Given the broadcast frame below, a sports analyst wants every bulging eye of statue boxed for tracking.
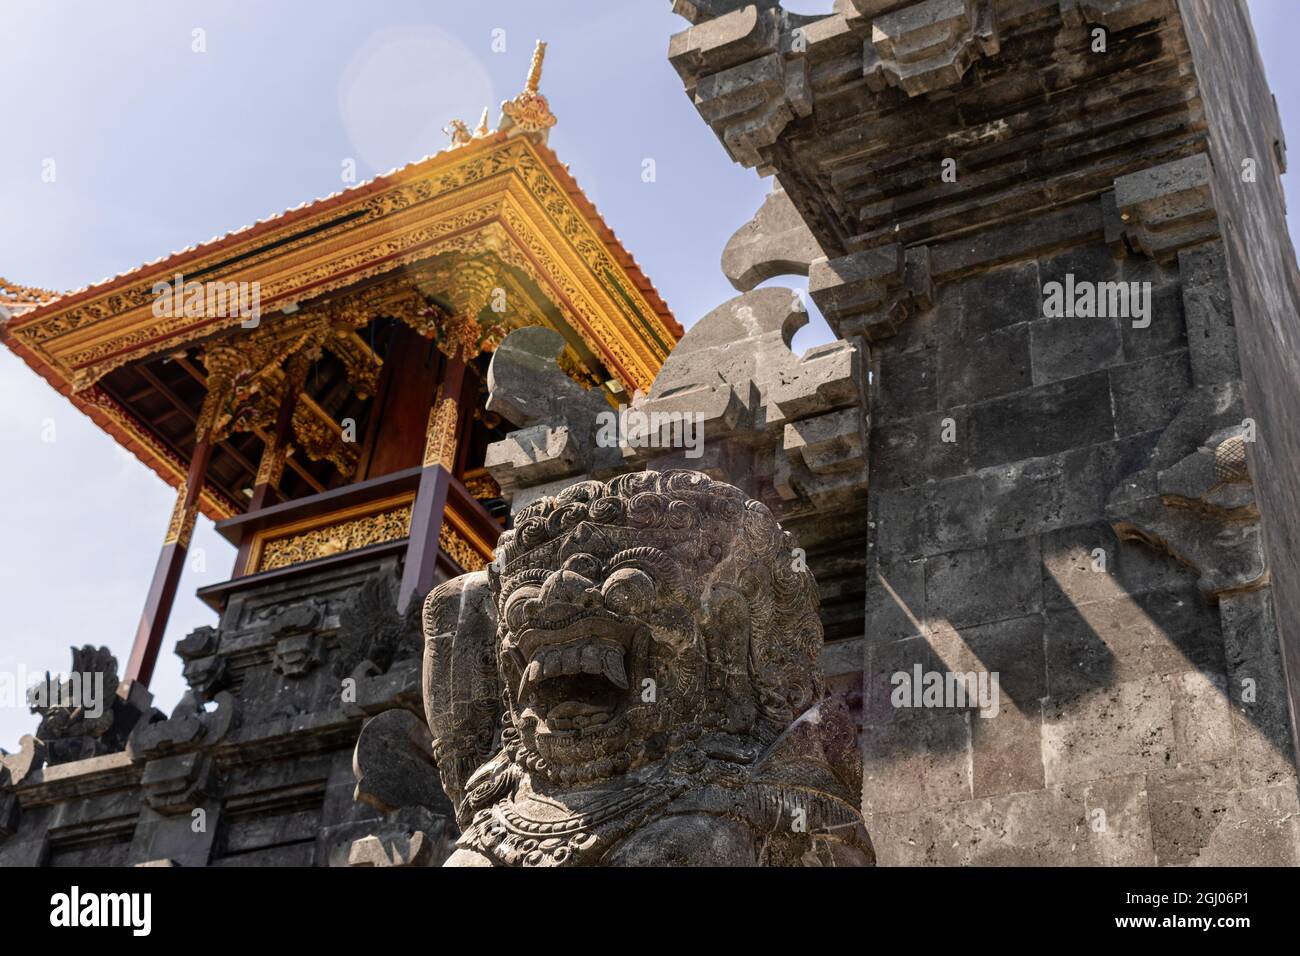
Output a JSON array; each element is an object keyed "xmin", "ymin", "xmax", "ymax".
[
  {"xmin": 601, "ymin": 567, "xmax": 655, "ymax": 617},
  {"xmin": 504, "ymin": 586, "xmax": 540, "ymax": 633}
]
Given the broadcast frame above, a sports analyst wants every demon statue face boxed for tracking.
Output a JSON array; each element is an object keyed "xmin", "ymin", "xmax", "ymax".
[{"xmin": 422, "ymin": 470, "xmax": 872, "ymax": 866}]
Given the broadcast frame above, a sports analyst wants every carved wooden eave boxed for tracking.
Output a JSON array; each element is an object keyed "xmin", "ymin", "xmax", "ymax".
[{"xmin": 0, "ymin": 134, "xmax": 680, "ymax": 520}]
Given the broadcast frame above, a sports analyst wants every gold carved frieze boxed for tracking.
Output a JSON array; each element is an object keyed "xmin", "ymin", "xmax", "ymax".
[
  {"xmin": 44, "ymin": 193, "xmax": 507, "ymax": 389},
  {"xmin": 440, "ymin": 523, "xmax": 487, "ymax": 573},
  {"xmin": 499, "ymin": 200, "xmax": 659, "ymax": 391},
  {"xmin": 162, "ymin": 481, "xmax": 199, "ymax": 550},
  {"xmin": 248, "ymin": 495, "xmax": 415, "ymax": 574},
  {"xmin": 462, "ymin": 470, "xmax": 501, "ymax": 501},
  {"xmin": 440, "ymin": 501, "xmax": 496, "ymax": 573},
  {"xmin": 244, "ymin": 492, "xmax": 494, "ymax": 575},
  {"xmin": 423, "ymin": 387, "xmax": 460, "ymax": 469}
]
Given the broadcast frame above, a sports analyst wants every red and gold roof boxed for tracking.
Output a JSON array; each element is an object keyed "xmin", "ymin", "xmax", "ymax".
[{"xmin": 1, "ymin": 75, "xmax": 679, "ymax": 520}]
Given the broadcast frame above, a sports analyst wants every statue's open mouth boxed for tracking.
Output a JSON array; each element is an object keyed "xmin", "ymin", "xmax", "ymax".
[{"xmin": 513, "ymin": 613, "xmax": 637, "ymax": 735}]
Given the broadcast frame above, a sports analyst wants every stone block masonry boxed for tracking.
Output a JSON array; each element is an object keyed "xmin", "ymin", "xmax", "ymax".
[
  {"xmin": 863, "ymin": 225, "xmax": 1298, "ymax": 865},
  {"xmin": 671, "ymin": 0, "xmax": 1300, "ymax": 865}
]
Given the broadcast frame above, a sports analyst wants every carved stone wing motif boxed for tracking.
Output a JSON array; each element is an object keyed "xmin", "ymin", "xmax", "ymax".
[{"xmin": 421, "ymin": 570, "xmax": 502, "ymax": 828}]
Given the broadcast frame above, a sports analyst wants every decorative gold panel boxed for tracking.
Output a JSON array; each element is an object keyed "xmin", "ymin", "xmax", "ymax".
[
  {"xmin": 423, "ymin": 387, "xmax": 460, "ymax": 469},
  {"xmin": 440, "ymin": 497, "xmax": 496, "ymax": 573},
  {"xmin": 440, "ymin": 523, "xmax": 487, "ymax": 573},
  {"xmin": 243, "ymin": 491, "xmax": 497, "ymax": 576},
  {"xmin": 246, "ymin": 495, "xmax": 414, "ymax": 575}
]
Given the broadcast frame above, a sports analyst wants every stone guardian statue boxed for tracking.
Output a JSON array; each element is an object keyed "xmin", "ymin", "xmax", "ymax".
[{"xmin": 422, "ymin": 469, "xmax": 873, "ymax": 866}]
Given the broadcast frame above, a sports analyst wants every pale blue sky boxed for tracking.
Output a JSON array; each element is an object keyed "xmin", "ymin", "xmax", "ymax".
[{"xmin": 2, "ymin": 1, "xmax": 1297, "ymax": 751}]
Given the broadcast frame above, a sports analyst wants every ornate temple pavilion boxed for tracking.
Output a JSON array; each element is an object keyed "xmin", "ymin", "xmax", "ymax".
[{"xmin": 0, "ymin": 43, "xmax": 680, "ymax": 689}]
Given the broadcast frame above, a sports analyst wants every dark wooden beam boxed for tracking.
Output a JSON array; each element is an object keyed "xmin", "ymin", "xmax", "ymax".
[
  {"xmin": 125, "ymin": 435, "xmax": 214, "ymax": 687},
  {"xmin": 151, "ymin": 406, "xmax": 188, "ymax": 428},
  {"xmin": 173, "ymin": 355, "xmax": 325, "ymax": 494},
  {"xmin": 123, "ymin": 384, "xmax": 158, "ymax": 403},
  {"xmin": 212, "ymin": 465, "xmax": 422, "ymax": 548},
  {"xmin": 136, "ymin": 364, "xmax": 263, "ymax": 478},
  {"xmin": 355, "ymin": 345, "xmax": 396, "ymax": 481}
]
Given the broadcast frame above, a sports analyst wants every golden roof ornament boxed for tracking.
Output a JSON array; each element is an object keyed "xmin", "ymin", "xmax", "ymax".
[
  {"xmin": 500, "ymin": 40, "xmax": 557, "ymax": 138},
  {"xmin": 473, "ymin": 107, "xmax": 491, "ymax": 138},
  {"xmin": 0, "ymin": 277, "xmax": 58, "ymax": 316},
  {"xmin": 444, "ymin": 118, "xmax": 473, "ymax": 149}
]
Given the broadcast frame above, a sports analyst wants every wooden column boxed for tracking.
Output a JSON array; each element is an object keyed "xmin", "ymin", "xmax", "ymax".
[
  {"xmin": 248, "ymin": 418, "xmax": 291, "ymax": 511},
  {"xmin": 235, "ymin": 355, "xmax": 310, "ymax": 574},
  {"xmin": 126, "ymin": 434, "xmax": 214, "ymax": 685},
  {"xmin": 397, "ymin": 351, "xmax": 467, "ymax": 613}
]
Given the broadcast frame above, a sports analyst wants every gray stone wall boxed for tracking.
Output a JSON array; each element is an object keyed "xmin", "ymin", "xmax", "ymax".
[
  {"xmin": 861, "ymin": 224, "xmax": 1298, "ymax": 864},
  {"xmin": 668, "ymin": 0, "xmax": 1300, "ymax": 865},
  {"xmin": 1177, "ymin": 0, "xmax": 1300, "ymax": 768}
]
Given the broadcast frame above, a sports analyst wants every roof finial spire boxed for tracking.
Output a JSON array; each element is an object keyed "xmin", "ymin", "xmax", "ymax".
[
  {"xmin": 443, "ymin": 118, "xmax": 472, "ymax": 149},
  {"xmin": 474, "ymin": 107, "xmax": 491, "ymax": 138},
  {"xmin": 500, "ymin": 39, "xmax": 557, "ymax": 139},
  {"xmin": 524, "ymin": 40, "xmax": 546, "ymax": 95}
]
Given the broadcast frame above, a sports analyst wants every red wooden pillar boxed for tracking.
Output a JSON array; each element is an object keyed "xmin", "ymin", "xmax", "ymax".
[
  {"xmin": 397, "ymin": 351, "xmax": 467, "ymax": 613},
  {"xmin": 125, "ymin": 436, "xmax": 214, "ymax": 685}
]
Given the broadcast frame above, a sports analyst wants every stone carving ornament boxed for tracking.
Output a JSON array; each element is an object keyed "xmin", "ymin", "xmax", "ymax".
[
  {"xmin": 422, "ymin": 469, "xmax": 872, "ymax": 866},
  {"xmin": 28, "ymin": 646, "xmax": 153, "ymax": 766}
]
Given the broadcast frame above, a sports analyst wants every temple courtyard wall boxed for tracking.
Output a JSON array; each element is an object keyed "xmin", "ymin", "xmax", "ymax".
[{"xmin": 861, "ymin": 225, "xmax": 1298, "ymax": 865}]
